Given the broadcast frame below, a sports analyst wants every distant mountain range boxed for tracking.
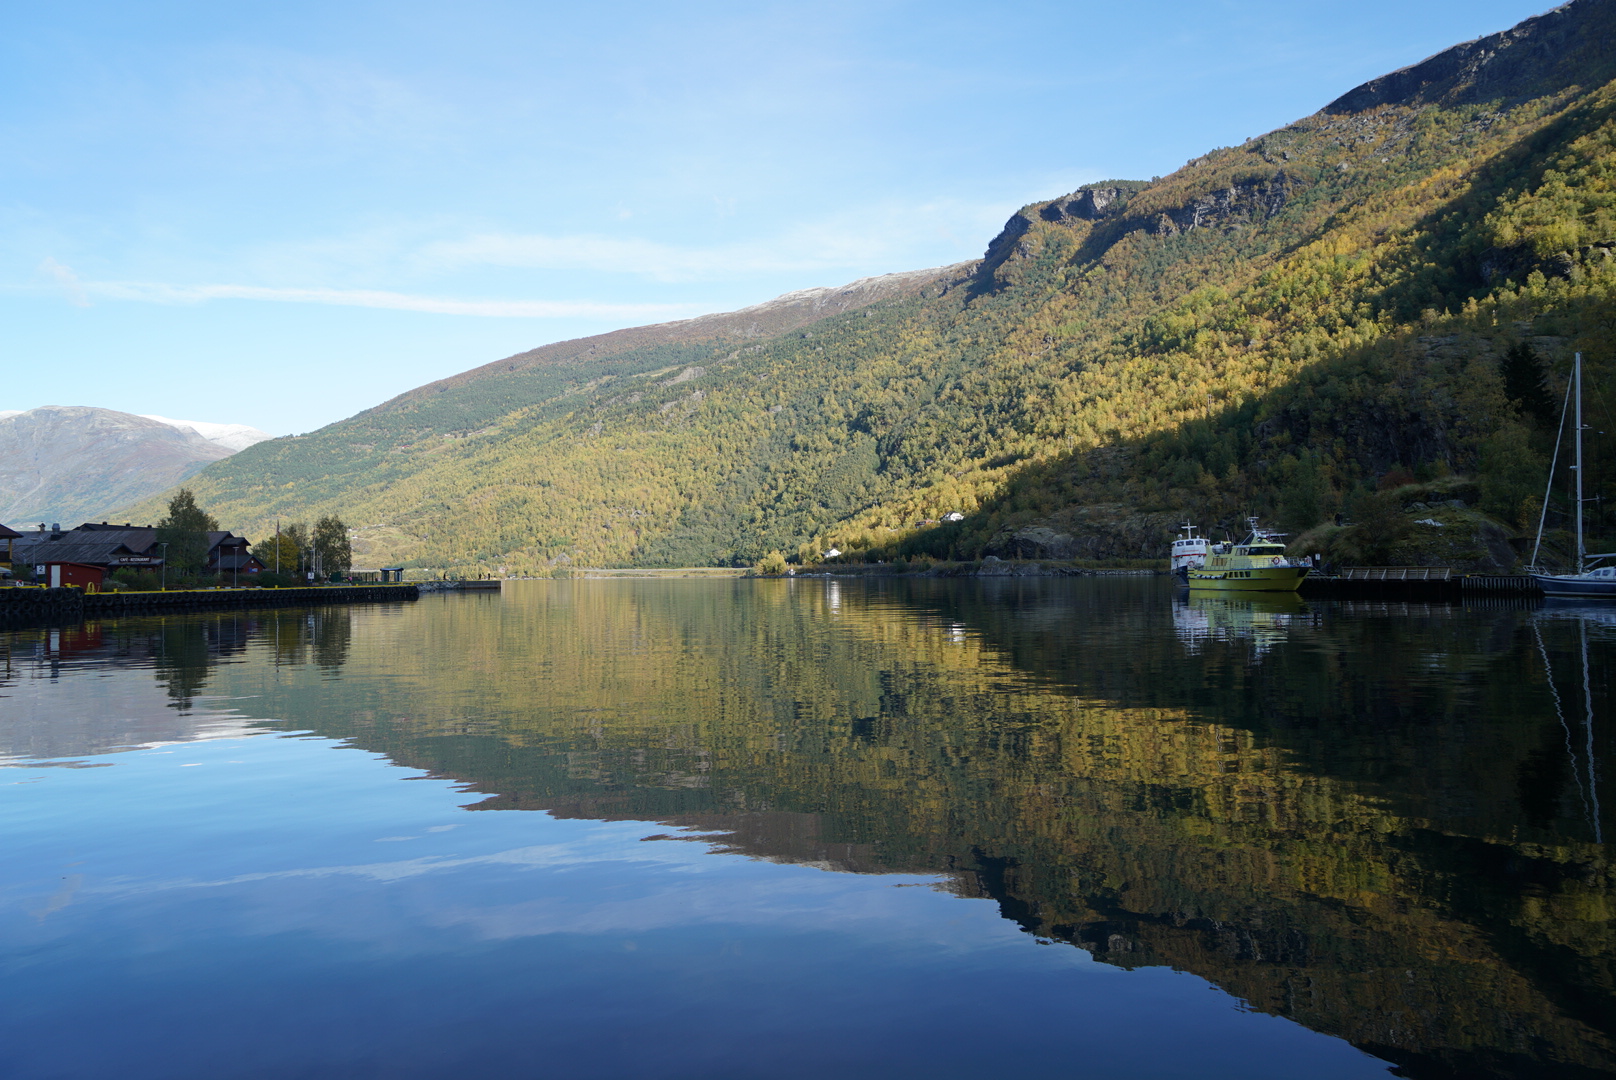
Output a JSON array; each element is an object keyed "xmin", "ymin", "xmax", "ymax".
[
  {"xmin": 119, "ymin": 0, "xmax": 1616, "ymax": 570},
  {"xmin": 0, "ymin": 407, "xmax": 271, "ymax": 527}
]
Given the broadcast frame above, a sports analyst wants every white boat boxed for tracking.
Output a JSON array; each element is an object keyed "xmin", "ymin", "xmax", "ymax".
[
  {"xmin": 1527, "ymin": 352, "xmax": 1616, "ymax": 599},
  {"xmin": 1170, "ymin": 523, "xmax": 1210, "ymax": 581}
]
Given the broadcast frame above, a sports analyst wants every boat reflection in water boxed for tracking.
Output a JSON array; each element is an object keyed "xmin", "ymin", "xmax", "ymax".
[
  {"xmin": 1532, "ymin": 602, "xmax": 1613, "ymax": 846},
  {"xmin": 1, "ymin": 581, "xmax": 1612, "ymax": 1080},
  {"xmin": 1172, "ymin": 590, "xmax": 1312, "ymax": 656}
]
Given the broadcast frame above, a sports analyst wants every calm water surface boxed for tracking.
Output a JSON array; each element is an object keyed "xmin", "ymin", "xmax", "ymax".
[{"xmin": 1, "ymin": 579, "xmax": 1612, "ymax": 1079}]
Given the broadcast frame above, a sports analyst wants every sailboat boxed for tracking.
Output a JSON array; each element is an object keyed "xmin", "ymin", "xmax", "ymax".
[{"xmin": 1528, "ymin": 352, "xmax": 1616, "ymax": 599}]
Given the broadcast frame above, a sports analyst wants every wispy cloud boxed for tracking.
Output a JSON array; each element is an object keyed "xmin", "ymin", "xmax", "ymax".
[
  {"xmin": 25, "ymin": 194, "xmax": 1021, "ymax": 323},
  {"xmin": 38, "ymin": 258, "xmax": 90, "ymax": 307},
  {"xmin": 41, "ymin": 271, "xmax": 704, "ymax": 320},
  {"xmin": 414, "ymin": 198, "xmax": 1018, "ymax": 283},
  {"xmin": 46, "ymin": 832, "xmax": 951, "ymax": 943}
]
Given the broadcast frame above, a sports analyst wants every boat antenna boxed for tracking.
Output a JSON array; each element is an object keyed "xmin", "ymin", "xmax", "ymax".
[{"xmin": 1531, "ymin": 355, "xmax": 1578, "ymax": 571}]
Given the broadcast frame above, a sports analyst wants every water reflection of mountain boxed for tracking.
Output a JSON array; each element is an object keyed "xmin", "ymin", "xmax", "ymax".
[{"xmin": 17, "ymin": 583, "xmax": 1614, "ymax": 1079}]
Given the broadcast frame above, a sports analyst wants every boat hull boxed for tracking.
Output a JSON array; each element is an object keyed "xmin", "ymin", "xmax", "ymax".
[
  {"xmin": 1531, "ymin": 573, "xmax": 1616, "ymax": 599},
  {"xmin": 1187, "ymin": 567, "xmax": 1309, "ymax": 592}
]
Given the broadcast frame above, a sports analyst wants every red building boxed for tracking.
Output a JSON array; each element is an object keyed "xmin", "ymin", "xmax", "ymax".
[{"xmin": 45, "ymin": 561, "xmax": 106, "ymax": 591}]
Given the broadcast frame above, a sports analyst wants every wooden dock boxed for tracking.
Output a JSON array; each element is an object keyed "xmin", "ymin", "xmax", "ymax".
[{"xmin": 1301, "ymin": 569, "xmax": 1541, "ymax": 600}]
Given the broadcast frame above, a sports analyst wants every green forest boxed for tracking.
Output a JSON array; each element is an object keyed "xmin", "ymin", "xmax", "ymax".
[{"xmin": 122, "ymin": 2, "xmax": 1616, "ymax": 573}]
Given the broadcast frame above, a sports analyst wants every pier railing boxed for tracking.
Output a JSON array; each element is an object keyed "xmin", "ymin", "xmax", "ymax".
[{"xmin": 1339, "ymin": 567, "xmax": 1454, "ymax": 582}]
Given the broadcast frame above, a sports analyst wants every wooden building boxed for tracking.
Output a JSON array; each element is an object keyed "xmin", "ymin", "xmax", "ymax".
[{"xmin": 45, "ymin": 561, "xmax": 106, "ymax": 590}]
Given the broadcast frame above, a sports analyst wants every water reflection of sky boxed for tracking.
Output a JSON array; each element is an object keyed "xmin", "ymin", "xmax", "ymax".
[{"xmin": 0, "ymin": 725, "xmax": 1387, "ymax": 1080}]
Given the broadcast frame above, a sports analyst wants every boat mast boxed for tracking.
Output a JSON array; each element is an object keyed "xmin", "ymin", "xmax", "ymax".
[
  {"xmin": 1575, "ymin": 352, "xmax": 1585, "ymax": 575},
  {"xmin": 1531, "ymin": 362, "xmax": 1577, "ymax": 570}
]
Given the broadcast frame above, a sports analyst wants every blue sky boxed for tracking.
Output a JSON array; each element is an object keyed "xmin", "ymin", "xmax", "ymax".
[{"xmin": 3, "ymin": 0, "xmax": 1553, "ymax": 435}]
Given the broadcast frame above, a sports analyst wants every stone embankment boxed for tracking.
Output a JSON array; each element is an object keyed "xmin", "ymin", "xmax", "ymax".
[
  {"xmin": 416, "ymin": 579, "xmax": 502, "ymax": 592},
  {"xmin": 0, "ymin": 583, "xmax": 419, "ymax": 626},
  {"xmin": 0, "ymin": 587, "xmax": 86, "ymax": 622}
]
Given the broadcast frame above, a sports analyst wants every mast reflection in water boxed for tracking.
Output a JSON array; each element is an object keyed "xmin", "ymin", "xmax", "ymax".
[{"xmin": 0, "ymin": 580, "xmax": 1609, "ymax": 1079}]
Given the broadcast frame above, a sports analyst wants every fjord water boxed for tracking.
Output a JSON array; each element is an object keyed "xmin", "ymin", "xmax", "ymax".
[{"xmin": 1, "ymin": 582, "xmax": 1611, "ymax": 1079}]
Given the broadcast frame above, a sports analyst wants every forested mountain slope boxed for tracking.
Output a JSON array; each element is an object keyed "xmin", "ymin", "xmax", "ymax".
[{"xmin": 129, "ymin": 0, "xmax": 1616, "ymax": 572}]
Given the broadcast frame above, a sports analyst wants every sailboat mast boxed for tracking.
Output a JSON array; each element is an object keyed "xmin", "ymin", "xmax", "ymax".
[{"xmin": 1575, "ymin": 352, "xmax": 1585, "ymax": 575}]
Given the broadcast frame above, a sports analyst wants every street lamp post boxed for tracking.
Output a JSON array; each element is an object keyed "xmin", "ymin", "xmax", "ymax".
[{"xmin": 158, "ymin": 542, "xmax": 169, "ymax": 590}]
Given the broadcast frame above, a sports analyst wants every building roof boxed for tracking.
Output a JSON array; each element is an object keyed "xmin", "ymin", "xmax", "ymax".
[
  {"xmin": 12, "ymin": 538, "xmax": 144, "ymax": 564},
  {"xmin": 12, "ymin": 523, "xmax": 251, "ymax": 569},
  {"xmin": 0, "ymin": 524, "xmax": 21, "ymax": 540},
  {"xmin": 17, "ymin": 543, "xmax": 137, "ymax": 567}
]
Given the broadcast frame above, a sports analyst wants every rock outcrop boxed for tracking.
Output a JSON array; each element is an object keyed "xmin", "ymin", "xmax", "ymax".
[
  {"xmin": 1039, "ymin": 186, "xmax": 1130, "ymax": 224},
  {"xmin": 1147, "ymin": 173, "xmax": 1294, "ymax": 235},
  {"xmin": 981, "ymin": 184, "xmax": 1141, "ymax": 276},
  {"xmin": 981, "ymin": 170, "xmax": 1294, "ymax": 282}
]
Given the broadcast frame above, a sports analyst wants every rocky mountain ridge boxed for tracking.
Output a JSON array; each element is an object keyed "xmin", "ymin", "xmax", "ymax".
[
  {"xmin": 1324, "ymin": 0, "xmax": 1615, "ymax": 113},
  {"xmin": 373, "ymin": 263, "xmax": 968, "ymax": 416}
]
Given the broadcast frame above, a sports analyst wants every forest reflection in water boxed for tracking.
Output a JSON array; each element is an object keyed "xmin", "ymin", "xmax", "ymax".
[{"xmin": 1, "ymin": 579, "xmax": 1612, "ymax": 1080}]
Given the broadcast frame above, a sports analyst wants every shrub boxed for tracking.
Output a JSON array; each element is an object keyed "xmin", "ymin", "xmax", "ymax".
[
  {"xmin": 110, "ymin": 569, "xmax": 161, "ymax": 592},
  {"xmin": 753, "ymin": 551, "xmax": 789, "ymax": 576}
]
